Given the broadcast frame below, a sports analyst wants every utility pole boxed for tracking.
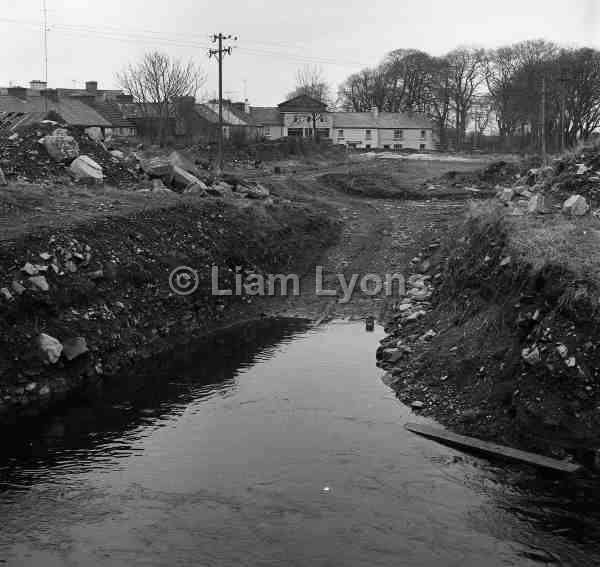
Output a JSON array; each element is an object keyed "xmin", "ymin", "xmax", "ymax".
[
  {"xmin": 209, "ymin": 33, "xmax": 237, "ymax": 174},
  {"xmin": 42, "ymin": 0, "xmax": 49, "ymax": 112},
  {"xmin": 541, "ymin": 76, "xmax": 546, "ymax": 164}
]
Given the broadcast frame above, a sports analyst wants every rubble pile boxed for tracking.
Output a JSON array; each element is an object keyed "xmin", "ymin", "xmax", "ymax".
[
  {"xmin": 489, "ymin": 145, "xmax": 600, "ymax": 217},
  {"xmin": 0, "ymin": 122, "xmax": 138, "ymax": 186},
  {"xmin": 137, "ymin": 150, "xmax": 271, "ymax": 201}
]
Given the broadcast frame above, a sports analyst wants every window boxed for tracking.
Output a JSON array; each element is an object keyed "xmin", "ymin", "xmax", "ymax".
[
  {"xmin": 394, "ymin": 144, "xmax": 402, "ymax": 150},
  {"xmin": 420, "ymin": 130, "xmax": 426, "ymax": 139},
  {"xmin": 304, "ymin": 128, "xmax": 313, "ymax": 137},
  {"xmin": 393, "ymin": 129, "xmax": 403, "ymax": 140},
  {"xmin": 419, "ymin": 143, "xmax": 426, "ymax": 150},
  {"xmin": 365, "ymin": 144, "xmax": 371, "ymax": 150},
  {"xmin": 365, "ymin": 129, "xmax": 372, "ymax": 140},
  {"xmin": 287, "ymin": 128, "xmax": 303, "ymax": 137},
  {"xmin": 383, "ymin": 145, "xmax": 390, "ymax": 149},
  {"xmin": 264, "ymin": 126, "xmax": 271, "ymax": 137},
  {"xmin": 338, "ymin": 129, "xmax": 344, "ymax": 139}
]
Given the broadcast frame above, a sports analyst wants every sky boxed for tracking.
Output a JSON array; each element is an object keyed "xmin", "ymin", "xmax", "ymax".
[{"xmin": 1, "ymin": 0, "xmax": 598, "ymax": 106}]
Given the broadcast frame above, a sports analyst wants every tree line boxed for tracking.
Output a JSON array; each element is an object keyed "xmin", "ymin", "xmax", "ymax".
[{"xmin": 333, "ymin": 40, "xmax": 600, "ymax": 151}]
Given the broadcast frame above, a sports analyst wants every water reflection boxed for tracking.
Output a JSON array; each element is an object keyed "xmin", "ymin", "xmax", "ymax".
[{"xmin": 0, "ymin": 318, "xmax": 311, "ymax": 491}]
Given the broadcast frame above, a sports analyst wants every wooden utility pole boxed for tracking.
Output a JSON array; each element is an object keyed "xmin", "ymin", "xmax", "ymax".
[
  {"xmin": 541, "ymin": 76, "xmax": 547, "ymax": 164},
  {"xmin": 209, "ymin": 33, "xmax": 237, "ymax": 174}
]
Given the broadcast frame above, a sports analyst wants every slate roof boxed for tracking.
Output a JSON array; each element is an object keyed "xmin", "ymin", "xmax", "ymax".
[
  {"xmin": 81, "ymin": 99, "xmax": 134, "ymax": 128},
  {"xmin": 0, "ymin": 94, "xmax": 111, "ymax": 127},
  {"xmin": 333, "ymin": 111, "xmax": 433, "ymax": 130},
  {"xmin": 194, "ymin": 104, "xmax": 222, "ymax": 124},
  {"xmin": 278, "ymin": 95, "xmax": 327, "ymax": 112},
  {"xmin": 249, "ymin": 107, "xmax": 282, "ymax": 126}
]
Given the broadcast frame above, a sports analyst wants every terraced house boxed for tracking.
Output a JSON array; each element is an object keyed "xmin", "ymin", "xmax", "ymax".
[{"xmin": 249, "ymin": 94, "xmax": 437, "ymax": 150}]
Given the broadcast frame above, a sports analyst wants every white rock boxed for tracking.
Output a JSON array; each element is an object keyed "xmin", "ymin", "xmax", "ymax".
[
  {"xmin": 41, "ymin": 130, "xmax": 80, "ymax": 162},
  {"xmin": 411, "ymin": 400, "xmax": 425, "ymax": 409},
  {"xmin": 70, "ymin": 155, "xmax": 104, "ymax": 181},
  {"xmin": 62, "ymin": 337, "xmax": 89, "ymax": 361},
  {"xmin": 498, "ymin": 188, "xmax": 515, "ymax": 203},
  {"xmin": 562, "ymin": 194, "xmax": 589, "ymax": 216},
  {"xmin": 0, "ymin": 287, "xmax": 13, "ymax": 301},
  {"xmin": 521, "ymin": 345, "xmax": 541, "ymax": 365},
  {"xmin": 28, "ymin": 275, "xmax": 49, "ymax": 291},
  {"xmin": 38, "ymin": 333, "xmax": 62, "ymax": 364},
  {"xmin": 22, "ymin": 262, "xmax": 38, "ymax": 276}
]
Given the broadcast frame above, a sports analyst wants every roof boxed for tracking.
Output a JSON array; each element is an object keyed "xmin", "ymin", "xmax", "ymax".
[
  {"xmin": 81, "ymin": 99, "xmax": 134, "ymax": 128},
  {"xmin": 333, "ymin": 111, "xmax": 433, "ymax": 130},
  {"xmin": 194, "ymin": 104, "xmax": 220, "ymax": 124},
  {"xmin": 227, "ymin": 105, "xmax": 260, "ymax": 127},
  {"xmin": 278, "ymin": 95, "xmax": 327, "ymax": 112},
  {"xmin": 249, "ymin": 107, "xmax": 282, "ymax": 126},
  {"xmin": 204, "ymin": 102, "xmax": 253, "ymax": 126},
  {"xmin": 0, "ymin": 94, "xmax": 111, "ymax": 127}
]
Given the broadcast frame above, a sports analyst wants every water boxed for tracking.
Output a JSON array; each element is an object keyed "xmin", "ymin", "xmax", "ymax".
[{"xmin": 0, "ymin": 319, "xmax": 599, "ymax": 566}]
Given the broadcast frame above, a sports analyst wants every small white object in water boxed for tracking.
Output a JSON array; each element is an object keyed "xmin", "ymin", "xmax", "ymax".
[{"xmin": 323, "ymin": 486, "xmax": 331, "ymax": 492}]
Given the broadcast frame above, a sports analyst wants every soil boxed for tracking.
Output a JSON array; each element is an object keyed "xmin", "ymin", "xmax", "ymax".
[{"xmin": 0, "ymin": 152, "xmax": 491, "ymax": 422}]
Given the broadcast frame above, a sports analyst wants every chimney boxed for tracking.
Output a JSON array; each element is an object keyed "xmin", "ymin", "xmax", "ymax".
[
  {"xmin": 7, "ymin": 86, "xmax": 27, "ymax": 100},
  {"xmin": 244, "ymin": 98, "xmax": 250, "ymax": 114},
  {"xmin": 41, "ymin": 89, "xmax": 59, "ymax": 103},
  {"xmin": 85, "ymin": 81, "xmax": 98, "ymax": 94},
  {"xmin": 371, "ymin": 106, "xmax": 379, "ymax": 118},
  {"xmin": 30, "ymin": 80, "xmax": 47, "ymax": 91}
]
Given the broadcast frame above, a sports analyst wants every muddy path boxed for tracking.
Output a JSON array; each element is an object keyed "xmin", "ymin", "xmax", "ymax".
[{"xmin": 264, "ymin": 169, "xmax": 466, "ymax": 323}]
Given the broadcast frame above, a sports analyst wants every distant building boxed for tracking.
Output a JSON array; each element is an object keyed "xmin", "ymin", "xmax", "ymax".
[
  {"xmin": 249, "ymin": 94, "xmax": 437, "ymax": 150},
  {"xmin": 0, "ymin": 80, "xmax": 136, "ymax": 137}
]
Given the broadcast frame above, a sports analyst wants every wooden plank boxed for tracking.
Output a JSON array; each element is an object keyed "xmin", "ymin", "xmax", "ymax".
[{"xmin": 404, "ymin": 422, "xmax": 582, "ymax": 473}]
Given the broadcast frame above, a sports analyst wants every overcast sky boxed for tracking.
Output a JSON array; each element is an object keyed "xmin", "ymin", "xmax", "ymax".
[{"xmin": 1, "ymin": 0, "xmax": 598, "ymax": 106}]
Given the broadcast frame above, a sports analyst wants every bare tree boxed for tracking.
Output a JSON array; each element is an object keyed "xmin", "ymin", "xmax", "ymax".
[
  {"xmin": 117, "ymin": 51, "xmax": 205, "ymax": 145},
  {"xmin": 287, "ymin": 65, "xmax": 333, "ymax": 106}
]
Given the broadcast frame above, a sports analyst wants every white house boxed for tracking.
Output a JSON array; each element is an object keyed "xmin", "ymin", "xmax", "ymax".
[{"xmin": 249, "ymin": 95, "xmax": 436, "ymax": 150}]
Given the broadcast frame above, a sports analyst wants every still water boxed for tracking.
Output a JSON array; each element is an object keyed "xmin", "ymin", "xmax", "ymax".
[{"xmin": 0, "ymin": 319, "xmax": 599, "ymax": 566}]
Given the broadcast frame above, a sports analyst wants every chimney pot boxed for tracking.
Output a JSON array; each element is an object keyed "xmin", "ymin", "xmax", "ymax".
[
  {"xmin": 85, "ymin": 81, "xmax": 98, "ymax": 94},
  {"xmin": 7, "ymin": 86, "xmax": 27, "ymax": 100}
]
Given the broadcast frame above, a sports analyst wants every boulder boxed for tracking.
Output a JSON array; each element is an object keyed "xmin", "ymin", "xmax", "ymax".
[
  {"xmin": 62, "ymin": 337, "xmax": 89, "ymax": 361},
  {"xmin": 38, "ymin": 333, "xmax": 62, "ymax": 364},
  {"xmin": 11, "ymin": 281, "xmax": 25, "ymax": 295},
  {"xmin": 40, "ymin": 129, "xmax": 80, "ymax": 162},
  {"xmin": 0, "ymin": 287, "xmax": 13, "ymax": 301},
  {"xmin": 140, "ymin": 156, "xmax": 173, "ymax": 180},
  {"xmin": 168, "ymin": 151, "xmax": 201, "ymax": 177},
  {"xmin": 411, "ymin": 400, "xmax": 425, "ymax": 410},
  {"xmin": 562, "ymin": 194, "xmax": 589, "ymax": 216},
  {"xmin": 498, "ymin": 188, "xmax": 515, "ymax": 203},
  {"xmin": 110, "ymin": 150, "xmax": 125, "ymax": 160},
  {"xmin": 527, "ymin": 194, "xmax": 551, "ymax": 214},
  {"xmin": 172, "ymin": 165, "xmax": 203, "ymax": 190},
  {"xmin": 28, "ymin": 275, "xmax": 49, "ymax": 291},
  {"xmin": 85, "ymin": 126, "xmax": 103, "ymax": 141},
  {"xmin": 70, "ymin": 155, "xmax": 104, "ymax": 181},
  {"xmin": 238, "ymin": 181, "xmax": 270, "ymax": 199},
  {"xmin": 521, "ymin": 345, "xmax": 541, "ymax": 365}
]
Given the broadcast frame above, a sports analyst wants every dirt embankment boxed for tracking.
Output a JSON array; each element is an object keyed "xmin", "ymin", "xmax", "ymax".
[
  {"xmin": 0, "ymin": 196, "xmax": 339, "ymax": 422},
  {"xmin": 379, "ymin": 196, "xmax": 600, "ymax": 469}
]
